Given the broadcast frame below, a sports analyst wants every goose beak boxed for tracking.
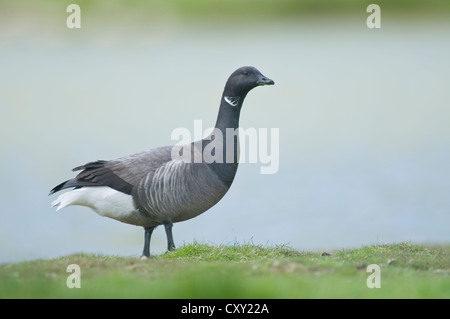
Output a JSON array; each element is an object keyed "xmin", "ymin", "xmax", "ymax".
[{"xmin": 257, "ymin": 75, "xmax": 275, "ymax": 86}]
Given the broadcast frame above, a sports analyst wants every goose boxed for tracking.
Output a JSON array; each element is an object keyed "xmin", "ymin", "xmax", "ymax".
[{"xmin": 49, "ymin": 66, "xmax": 274, "ymax": 258}]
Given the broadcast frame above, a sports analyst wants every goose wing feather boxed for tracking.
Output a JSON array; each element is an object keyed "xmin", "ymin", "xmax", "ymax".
[{"xmin": 49, "ymin": 146, "xmax": 173, "ymax": 195}]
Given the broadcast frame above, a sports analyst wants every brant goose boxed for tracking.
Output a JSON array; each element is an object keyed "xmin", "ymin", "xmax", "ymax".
[{"xmin": 50, "ymin": 66, "xmax": 274, "ymax": 257}]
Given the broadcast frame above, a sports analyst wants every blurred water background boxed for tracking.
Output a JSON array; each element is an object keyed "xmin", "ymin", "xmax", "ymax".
[{"xmin": 1, "ymin": 0, "xmax": 449, "ymax": 263}]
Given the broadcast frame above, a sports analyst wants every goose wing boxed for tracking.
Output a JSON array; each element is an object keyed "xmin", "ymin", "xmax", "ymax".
[{"xmin": 49, "ymin": 146, "xmax": 173, "ymax": 195}]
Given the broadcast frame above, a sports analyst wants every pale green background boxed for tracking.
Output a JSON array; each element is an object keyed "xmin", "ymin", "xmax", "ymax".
[{"xmin": 1, "ymin": 1, "xmax": 449, "ymax": 263}]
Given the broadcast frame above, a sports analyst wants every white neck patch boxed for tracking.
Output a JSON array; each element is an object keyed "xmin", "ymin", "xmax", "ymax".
[{"xmin": 224, "ymin": 96, "xmax": 240, "ymax": 107}]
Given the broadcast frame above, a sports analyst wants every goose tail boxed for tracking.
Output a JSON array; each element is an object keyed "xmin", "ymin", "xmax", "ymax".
[{"xmin": 51, "ymin": 191, "xmax": 76, "ymax": 211}]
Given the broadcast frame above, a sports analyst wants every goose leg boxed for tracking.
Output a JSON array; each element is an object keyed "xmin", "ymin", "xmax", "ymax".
[
  {"xmin": 142, "ymin": 226, "xmax": 156, "ymax": 258},
  {"xmin": 163, "ymin": 221, "xmax": 176, "ymax": 251}
]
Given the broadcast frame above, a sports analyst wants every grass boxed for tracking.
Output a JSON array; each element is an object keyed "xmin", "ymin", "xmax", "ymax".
[
  {"xmin": 3, "ymin": 0, "xmax": 450, "ymax": 27},
  {"xmin": 1, "ymin": 242, "xmax": 449, "ymax": 298}
]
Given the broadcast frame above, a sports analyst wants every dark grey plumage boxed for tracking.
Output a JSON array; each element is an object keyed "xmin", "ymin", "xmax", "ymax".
[{"xmin": 50, "ymin": 66, "xmax": 274, "ymax": 257}]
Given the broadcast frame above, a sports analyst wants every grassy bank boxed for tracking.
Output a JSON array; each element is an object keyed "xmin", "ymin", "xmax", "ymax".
[
  {"xmin": 2, "ymin": 0, "xmax": 449, "ymax": 26},
  {"xmin": 1, "ymin": 242, "xmax": 449, "ymax": 298}
]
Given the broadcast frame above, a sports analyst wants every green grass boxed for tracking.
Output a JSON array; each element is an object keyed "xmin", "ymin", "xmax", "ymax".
[
  {"xmin": 1, "ymin": 242, "xmax": 449, "ymax": 298},
  {"xmin": 3, "ymin": 0, "xmax": 450, "ymax": 26}
]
